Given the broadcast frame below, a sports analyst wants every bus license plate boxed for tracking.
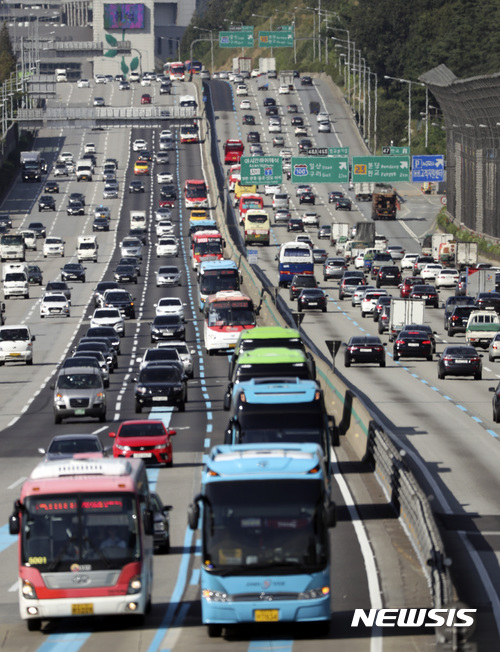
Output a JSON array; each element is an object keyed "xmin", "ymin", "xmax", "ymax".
[
  {"xmin": 74, "ymin": 409, "xmax": 86, "ymax": 415},
  {"xmin": 72, "ymin": 603, "xmax": 94, "ymax": 615},
  {"xmin": 254, "ymin": 609, "xmax": 279, "ymax": 622}
]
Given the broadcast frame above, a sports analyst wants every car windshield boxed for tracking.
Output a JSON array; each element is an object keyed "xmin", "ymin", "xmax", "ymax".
[
  {"xmin": 94, "ymin": 310, "xmax": 120, "ymax": 318},
  {"xmin": 48, "ymin": 438, "xmax": 101, "ymax": 455},
  {"xmin": 139, "ymin": 367, "xmax": 182, "ymax": 382},
  {"xmin": 0, "ymin": 328, "xmax": 29, "ymax": 341},
  {"xmin": 117, "ymin": 423, "xmax": 166, "ymax": 437},
  {"xmin": 56, "ymin": 373, "xmax": 102, "ymax": 389}
]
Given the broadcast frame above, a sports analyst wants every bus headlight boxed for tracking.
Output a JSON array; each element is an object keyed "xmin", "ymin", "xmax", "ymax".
[
  {"xmin": 127, "ymin": 576, "xmax": 142, "ymax": 594},
  {"xmin": 298, "ymin": 586, "xmax": 330, "ymax": 600},
  {"xmin": 22, "ymin": 579, "xmax": 37, "ymax": 600},
  {"xmin": 202, "ymin": 589, "xmax": 231, "ymax": 602}
]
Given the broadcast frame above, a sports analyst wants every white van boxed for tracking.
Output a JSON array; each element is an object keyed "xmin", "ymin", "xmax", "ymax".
[
  {"xmin": 0, "ymin": 324, "xmax": 35, "ymax": 364},
  {"xmin": 130, "ymin": 210, "xmax": 147, "ymax": 230},
  {"xmin": 3, "ymin": 263, "xmax": 29, "ymax": 299}
]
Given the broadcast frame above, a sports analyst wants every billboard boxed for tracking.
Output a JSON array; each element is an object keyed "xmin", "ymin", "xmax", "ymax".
[{"xmin": 104, "ymin": 4, "xmax": 145, "ymax": 29}]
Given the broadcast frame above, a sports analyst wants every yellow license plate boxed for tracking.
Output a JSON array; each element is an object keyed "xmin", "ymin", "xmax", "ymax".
[
  {"xmin": 254, "ymin": 609, "xmax": 279, "ymax": 622},
  {"xmin": 9, "ymin": 352, "xmax": 21, "ymax": 357},
  {"xmin": 72, "ymin": 603, "xmax": 94, "ymax": 615}
]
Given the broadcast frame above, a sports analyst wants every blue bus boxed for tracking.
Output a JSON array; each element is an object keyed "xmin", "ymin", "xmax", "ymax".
[
  {"xmin": 188, "ymin": 219, "xmax": 218, "ymax": 241},
  {"xmin": 188, "ymin": 443, "xmax": 336, "ymax": 637},
  {"xmin": 198, "ymin": 259, "xmax": 240, "ymax": 311},
  {"xmin": 277, "ymin": 241, "xmax": 314, "ymax": 287}
]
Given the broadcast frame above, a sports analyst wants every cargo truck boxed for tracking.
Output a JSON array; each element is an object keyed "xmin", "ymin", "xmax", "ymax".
[
  {"xmin": 20, "ymin": 152, "xmax": 42, "ymax": 183},
  {"xmin": 371, "ymin": 184, "xmax": 397, "ymax": 220},
  {"xmin": 75, "ymin": 159, "xmax": 93, "ymax": 182},
  {"xmin": 466, "ymin": 268, "xmax": 496, "ymax": 296},
  {"xmin": 437, "ymin": 241, "xmax": 456, "ymax": 267},
  {"xmin": 330, "ymin": 222, "xmax": 349, "ymax": 249},
  {"xmin": 258, "ymin": 57, "xmax": 276, "ymax": 74},
  {"xmin": 55, "ymin": 68, "xmax": 67, "ymax": 82},
  {"xmin": 388, "ymin": 298, "xmax": 425, "ymax": 342},
  {"xmin": 354, "ymin": 183, "xmax": 374, "ymax": 202},
  {"xmin": 466, "ymin": 310, "xmax": 500, "ymax": 348},
  {"xmin": 233, "ymin": 57, "xmax": 252, "ymax": 74},
  {"xmin": 456, "ymin": 242, "xmax": 478, "ymax": 269},
  {"xmin": 431, "ymin": 233, "xmax": 453, "ymax": 262}
]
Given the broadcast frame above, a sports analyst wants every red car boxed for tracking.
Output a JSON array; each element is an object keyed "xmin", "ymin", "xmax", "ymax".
[
  {"xmin": 141, "ymin": 93, "xmax": 152, "ymax": 104},
  {"xmin": 399, "ymin": 276, "xmax": 421, "ymax": 298},
  {"xmin": 109, "ymin": 420, "xmax": 176, "ymax": 466}
]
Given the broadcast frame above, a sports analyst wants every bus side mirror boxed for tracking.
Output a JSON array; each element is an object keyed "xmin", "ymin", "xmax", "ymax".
[
  {"xmin": 9, "ymin": 512, "xmax": 20, "ymax": 535},
  {"xmin": 143, "ymin": 508, "xmax": 153, "ymax": 535},
  {"xmin": 326, "ymin": 501, "xmax": 336, "ymax": 528},
  {"xmin": 188, "ymin": 501, "xmax": 200, "ymax": 530}
]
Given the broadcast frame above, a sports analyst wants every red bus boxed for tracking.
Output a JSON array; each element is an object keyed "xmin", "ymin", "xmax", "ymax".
[
  {"xmin": 204, "ymin": 291, "xmax": 256, "ymax": 354},
  {"xmin": 166, "ymin": 61, "xmax": 185, "ymax": 81},
  {"xmin": 9, "ymin": 458, "xmax": 154, "ymax": 631},
  {"xmin": 224, "ymin": 139, "xmax": 244, "ymax": 164},
  {"xmin": 191, "ymin": 231, "xmax": 225, "ymax": 270},
  {"xmin": 184, "ymin": 179, "xmax": 209, "ymax": 209},
  {"xmin": 238, "ymin": 193, "xmax": 264, "ymax": 225},
  {"xmin": 228, "ymin": 164, "xmax": 241, "ymax": 191}
]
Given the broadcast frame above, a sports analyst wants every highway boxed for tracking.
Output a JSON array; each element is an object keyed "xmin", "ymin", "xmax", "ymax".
[{"xmin": 0, "ymin": 69, "xmax": 493, "ymax": 651}]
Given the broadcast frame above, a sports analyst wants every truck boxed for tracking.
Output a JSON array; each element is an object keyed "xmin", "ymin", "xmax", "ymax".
[
  {"xmin": 466, "ymin": 268, "xmax": 496, "ymax": 296},
  {"xmin": 75, "ymin": 159, "xmax": 93, "ymax": 182},
  {"xmin": 330, "ymin": 222, "xmax": 349, "ymax": 249},
  {"xmin": 437, "ymin": 241, "xmax": 456, "ymax": 267},
  {"xmin": 388, "ymin": 298, "xmax": 425, "ymax": 342},
  {"xmin": 258, "ymin": 57, "xmax": 276, "ymax": 74},
  {"xmin": 232, "ymin": 57, "xmax": 252, "ymax": 74},
  {"xmin": 354, "ymin": 183, "xmax": 375, "ymax": 202},
  {"xmin": 20, "ymin": 151, "xmax": 42, "ymax": 183},
  {"xmin": 76, "ymin": 235, "xmax": 98, "ymax": 263},
  {"xmin": 187, "ymin": 443, "xmax": 336, "ymax": 637},
  {"xmin": 55, "ymin": 68, "xmax": 67, "ymax": 82},
  {"xmin": 431, "ymin": 233, "xmax": 453, "ymax": 262},
  {"xmin": 371, "ymin": 183, "xmax": 397, "ymax": 220},
  {"xmin": 3, "ymin": 263, "xmax": 29, "ymax": 299},
  {"xmin": 456, "ymin": 242, "xmax": 479, "ymax": 269},
  {"xmin": 465, "ymin": 310, "xmax": 500, "ymax": 348},
  {"xmin": 355, "ymin": 221, "xmax": 375, "ymax": 247},
  {"xmin": 0, "ymin": 233, "xmax": 26, "ymax": 262},
  {"xmin": 279, "ymin": 70, "xmax": 295, "ymax": 91}
]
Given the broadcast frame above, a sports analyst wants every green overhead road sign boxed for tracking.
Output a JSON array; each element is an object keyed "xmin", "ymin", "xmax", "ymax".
[
  {"xmin": 352, "ymin": 156, "xmax": 410, "ymax": 182},
  {"xmin": 329, "ymin": 147, "xmax": 349, "ymax": 156},
  {"xmin": 382, "ymin": 146, "xmax": 410, "ymax": 156},
  {"xmin": 291, "ymin": 157, "xmax": 349, "ymax": 183},
  {"xmin": 219, "ymin": 26, "xmax": 254, "ymax": 48},
  {"xmin": 240, "ymin": 156, "xmax": 282, "ymax": 184},
  {"xmin": 258, "ymin": 29, "xmax": 294, "ymax": 48}
]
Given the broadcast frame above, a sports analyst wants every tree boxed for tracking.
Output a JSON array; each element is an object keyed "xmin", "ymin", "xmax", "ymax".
[{"xmin": 0, "ymin": 22, "xmax": 16, "ymax": 83}]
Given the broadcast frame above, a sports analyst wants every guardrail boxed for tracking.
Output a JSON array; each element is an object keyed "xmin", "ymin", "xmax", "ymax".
[
  {"xmin": 16, "ymin": 106, "xmax": 196, "ymax": 127},
  {"xmin": 194, "ymin": 75, "xmax": 454, "ymax": 638}
]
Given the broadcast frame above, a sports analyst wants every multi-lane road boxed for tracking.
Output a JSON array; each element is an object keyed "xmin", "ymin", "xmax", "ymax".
[{"xmin": 0, "ymin": 70, "xmax": 496, "ymax": 651}]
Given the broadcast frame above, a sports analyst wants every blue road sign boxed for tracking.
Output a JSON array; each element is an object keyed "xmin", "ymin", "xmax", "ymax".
[{"xmin": 411, "ymin": 155, "xmax": 445, "ymax": 182}]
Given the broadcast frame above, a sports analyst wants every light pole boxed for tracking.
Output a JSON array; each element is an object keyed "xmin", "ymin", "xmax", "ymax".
[
  {"xmin": 252, "ymin": 13, "xmax": 274, "ymax": 57},
  {"xmin": 299, "ymin": 7, "xmax": 316, "ymax": 61},
  {"xmin": 331, "ymin": 37, "xmax": 352, "ymax": 113},
  {"xmin": 384, "ymin": 75, "xmax": 425, "ymax": 148},
  {"xmin": 275, "ymin": 9, "xmax": 296, "ymax": 64},
  {"xmin": 194, "ymin": 26, "xmax": 215, "ymax": 74}
]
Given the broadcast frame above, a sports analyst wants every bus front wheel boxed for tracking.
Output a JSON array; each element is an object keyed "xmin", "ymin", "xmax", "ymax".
[
  {"xmin": 27, "ymin": 618, "xmax": 41, "ymax": 631},
  {"xmin": 207, "ymin": 624, "xmax": 223, "ymax": 637}
]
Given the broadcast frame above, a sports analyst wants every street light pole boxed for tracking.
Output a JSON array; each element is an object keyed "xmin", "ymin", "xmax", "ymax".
[
  {"xmin": 194, "ymin": 26, "xmax": 215, "ymax": 74},
  {"xmin": 384, "ymin": 74, "xmax": 425, "ymax": 148},
  {"xmin": 275, "ymin": 9, "xmax": 296, "ymax": 64},
  {"xmin": 331, "ymin": 37, "xmax": 352, "ymax": 113},
  {"xmin": 252, "ymin": 14, "xmax": 274, "ymax": 57}
]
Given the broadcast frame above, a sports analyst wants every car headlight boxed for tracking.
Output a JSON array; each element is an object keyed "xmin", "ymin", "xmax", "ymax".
[
  {"xmin": 115, "ymin": 443, "xmax": 131, "ymax": 451},
  {"xmin": 136, "ymin": 386, "xmax": 147, "ymax": 394}
]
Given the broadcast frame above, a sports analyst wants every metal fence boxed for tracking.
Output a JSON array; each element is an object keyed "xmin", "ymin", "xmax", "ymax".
[{"xmin": 421, "ymin": 64, "xmax": 500, "ymax": 239}]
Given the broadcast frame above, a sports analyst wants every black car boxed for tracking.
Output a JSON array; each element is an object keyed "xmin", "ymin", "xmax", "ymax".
[
  {"xmin": 151, "ymin": 491, "xmax": 172, "ymax": 553},
  {"xmin": 490, "ymin": 382, "xmax": 500, "ymax": 422},
  {"xmin": 39, "ymin": 195, "xmax": 56, "ymax": 211},
  {"xmin": 287, "ymin": 218, "xmax": 304, "ymax": 232},
  {"xmin": 45, "ymin": 281, "xmax": 72, "ymax": 301},
  {"xmin": 159, "ymin": 83, "xmax": 172, "ymax": 95},
  {"xmin": 289, "ymin": 274, "xmax": 318, "ymax": 301},
  {"xmin": 299, "ymin": 191, "xmax": 315, "ymax": 204},
  {"xmin": 93, "ymin": 281, "xmax": 120, "ymax": 307},
  {"xmin": 297, "ymin": 288, "xmax": 327, "ymax": 312},
  {"xmin": 323, "ymin": 257, "xmax": 347, "ymax": 281},
  {"xmin": 27, "ymin": 264, "xmax": 43, "ymax": 285},
  {"xmin": 475, "ymin": 291, "xmax": 500, "ymax": 312},
  {"xmin": 82, "ymin": 152, "xmax": 97, "ymax": 167},
  {"xmin": 444, "ymin": 296, "xmax": 475, "ymax": 329},
  {"xmin": 129, "ymin": 227, "xmax": 147, "ymax": 245},
  {"xmin": 393, "ymin": 330, "xmax": 433, "ymax": 362},
  {"xmin": 150, "ymin": 315, "xmax": 186, "ymax": 342},
  {"xmin": 318, "ymin": 224, "xmax": 332, "ymax": 240},
  {"xmin": 28, "ymin": 222, "xmax": 46, "ymax": 238},
  {"xmin": 69, "ymin": 192, "xmax": 86, "ymax": 206},
  {"xmin": 129, "ymin": 180, "xmax": 145, "ymax": 193},
  {"xmin": 75, "ymin": 341, "xmax": 117, "ymax": 371},
  {"xmin": 447, "ymin": 305, "xmax": 477, "ymax": 337},
  {"xmin": 138, "ymin": 150, "xmax": 153, "ymax": 162},
  {"xmin": 298, "ymin": 138, "xmax": 312, "ymax": 153},
  {"xmin": 339, "ymin": 276, "xmax": 365, "ymax": 300},
  {"xmin": 328, "ymin": 190, "xmax": 344, "ymax": 203},
  {"xmin": 291, "ymin": 116, "xmax": 304, "ymax": 127},
  {"xmin": 372, "ymin": 295, "xmax": 392, "ymax": 322},
  {"xmin": 401, "ymin": 324, "xmax": 437, "ymax": 353},
  {"xmin": 67, "ymin": 199, "xmax": 85, "ymax": 215},
  {"xmin": 287, "ymin": 104, "xmax": 298, "ymax": 113},
  {"xmin": 119, "ymin": 256, "xmax": 142, "ymax": 276},
  {"xmin": 335, "ymin": 198, "xmax": 352, "ymax": 211},
  {"xmin": 93, "ymin": 217, "xmax": 110, "ymax": 231},
  {"xmin": 102, "ymin": 289, "xmax": 136, "ymax": 319},
  {"xmin": 376, "ymin": 265, "xmax": 402, "ymax": 287},
  {"xmin": 160, "ymin": 185, "xmax": 177, "ymax": 201},
  {"xmin": 263, "ymin": 97, "xmax": 276, "ymax": 107},
  {"xmin": 301, "ymin": 76, "xmax": 313, "ymax": 86},
  {"xmin": 409, "ymin": 284, "xmax": 439, "ymax": 308},
  {"xmin": 455, "ymin": 273, "xmax": 467, "ymax": 296},
  {"xmin": 61, "ymin": 263, "xmax": 86, "ymax": 283},
  {"xmin": 242, "ymin": 114, "xmax": 255, "ymax": 126},
  {"xmin": 133, "ymin": 363, "xmax": 187, "ymax": 412},
  {"xmin": 378, "ymin": 305, "xmax": 391, "ymax": 334},
  {"xmin": 344, "ymin": 335, "xmax": 386, "ymax": 367},
  {"xmin": 44, "ymin": 180, "xmax": 59, "ymax": 193},
  {"xmin": 114, "ymin": 264, "xmax": 138, "ymax": 284},
  {"xmin": 247, "ymin": 131, "xmax": 260, "ymax": 143},
  {"xmin": 38, "ymin": 434, "xmax": 105, "ymax": 461},
  {"xmin": 438, "ymin": 345, "xmax": 482, "ymax": 380},
  {"xmin": 86, "ymin": 326, "xmax": 121, "ymax": 354}
]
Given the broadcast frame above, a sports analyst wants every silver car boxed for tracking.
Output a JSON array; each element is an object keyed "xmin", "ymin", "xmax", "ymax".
[
  {"xmin": 155, "ymin": 266, "xmax": 182, "ymax": 287},
  {"xmin": 120, "ymin": 237, "xmax": 143, "ymax": 259},
  {"xmin": 52, "ymin": 367, "xmax": 106, "ymax": 424},
  {"xmin": 156, "ymin": 340, "xmax": 195, "ymax": 378}
]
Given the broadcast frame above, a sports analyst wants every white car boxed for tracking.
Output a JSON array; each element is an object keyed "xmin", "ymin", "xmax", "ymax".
[
  {"xmin": 43, "ymin": 237, "xmax": 65, "ymax": 257},
  {"xmin": 156, "ymin": 220, "xmax": 175, "ymax": 237},
  {"xmin": 120, "ymin": 238, "xmax": 143, "ymax": 259},
  {"xmin": 239, "ymin": 99, "xmax": 251, "ymax": 110},
  {"xmin": 236, "ymin": 84, "xmax": 248, "ymax": 96},
  {"xmin": 268, "ymin": 121, "xmax": 281, "ymax": 133},
  {"xmin": 386, "ymin": 245, "xmax": 405, "ymax": 260},
  {"xmin": 137, "ymin": 347, "xmax": 182, "ymax": 371},
  {"xmin": 318, "ymin": 122, "xmax": 331, "ymax": 133},
  {"xmin": 140, "ymin": 77, "xmax": 151, "ymax": 86},
  {"xmin": 264, "ymin": 184, "xmax": 281, "ymax": 195},
  {"xmin": 89, "ymin": 307, "xmax": 125, "ymax": 335},
  {"xmin": 302, "ymin": 212, "xmax": 319, "ymax": 226},
  {"xmin": 296, "ymin": 184, "xmax": 312, "ymax": 197},
  {"xmin": 155, "ymin": 207, "xmax": 172, "ymax": 222},
  {"xmin": 435, "ymin": 268, "xmax": 460, "ymax": 288},
  {"xmin": 20, "ymin": 230, "xmax": 37, "ymax": 250},
  {"xmin": 40, "ymin": 293, "xmax": 70, "ymax": 318},
  {"xmin": 420, "ymin": 263, "xmax": 443, "ymax": 280},
  {"xmin": 156, "ymin": 237, "xmax": 179, "ymax": 257},
  {"xmin": 354, "ymin": 253, "xmax": 366, "ymax": 269},
  {"xmin": 294, "ymin": 126, "xmax": 308, "ymax": 137},
  {"xmin": 160, "ymin": 129, "xmax": 173, "ymax": 139},
  {"xmin": 360, "ymin": 290, "xmax": 388, "ymax": 318},
  {"xmin": 352, "ymin": 285, "xmax": 376, "ymax": 307},
  {"xmin": 94, "ymin": 74, "xmax": 107, "ymax": 84},
  {"xmin": 401, "ymin": 253, "xmax": 419, "ymax": 270},
  {"xmin": 59, "ymin": 151, "xmax": 74, "ymax": 164},
  {"xmin": 132, "ymin": 139, "xmax": 148, "ymax": 152},
  {"xmin": 156, "ymin": 340, "xmax": 194, "ymax": 377},
  {"xmin": 154, "ymin": 297, "xmax": 186, "ymax": 319},
  {"xmin": 250, "ymin": 69, "xmax": 260, "ymax": 78},
  {"xmin": 129, "ymin": 72, "xmax": 140, "ymax": 82},
  {"xmin": 316, "ymin": 112, "xmax": 329, "ymax": 122},
  {"xmin": 278, "ymin": 85, "xmax": 290, "ymax": 94},
  {"xmin": 157, "ymin": 171, "xmax": 174, "ymax": 184},
  {"xmin": 77, "ymin": 79, "xmax": 90, "ymax": 88},
  {"xmin": 84, "ymin": 143, "xmax": 96, "ymax": 154},
  {"xmin": 156, "ymin": 266, "xmax": 182, "ymax": 287},
  {"xmin": 54, "ymin": 162, "xmax": 68, "ymax": 176}
]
